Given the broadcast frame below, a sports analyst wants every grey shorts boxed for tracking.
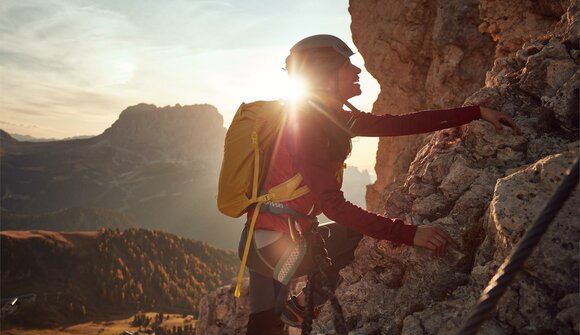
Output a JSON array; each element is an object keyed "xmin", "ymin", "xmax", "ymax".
[{"xmin": 238, "ymin": 222, "xmax": 362, "ymax": 314}]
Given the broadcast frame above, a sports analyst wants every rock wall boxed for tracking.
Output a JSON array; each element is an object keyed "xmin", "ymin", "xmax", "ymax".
[
  {"xmin": 195, "ymin": 279, "xmax": 250, "ymax": 335},
  {"xmin": 350, "ymin": 0, "xmax": 496, "ymax": 211},
  {"xmin": 479, "ymin": 0, "xmax": 573, "ymax": 57},
  {"xmin": 310, "ymin": 0, "xmax": 578, "ymax": 334}
]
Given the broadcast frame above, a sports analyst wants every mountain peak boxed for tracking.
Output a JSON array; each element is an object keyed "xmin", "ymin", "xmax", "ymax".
[
  {"xmin": 1, "ymin": 129, "xmax": 16, "ymax": 142},
  {"xmin": 118, "ymin": 103, "xmax": 221, "ymax": 119},
  {"xmin": 101, "ymin": 103, "xmax": 226, "ymax": 163}
]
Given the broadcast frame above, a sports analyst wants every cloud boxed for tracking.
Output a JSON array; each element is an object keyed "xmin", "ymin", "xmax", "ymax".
[
  {"xmin": 0, "ymin": 119, "xmax": 48, "ymax": 138},
  {"xmin": 0, "ymin": 120, "xmax": 39, "ymax": 129},
  {"xmin": 1, "ymin": 1, "xmax": 139, "ymax": 84},
  {"xmin": 0, "ymin": 0, "xmax": 142, "ymax": 135},
  {"xmin": 0, "ymin": 0, "xmax": 377, "ymax": 139}
]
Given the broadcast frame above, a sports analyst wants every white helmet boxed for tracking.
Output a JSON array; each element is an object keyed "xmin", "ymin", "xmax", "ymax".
[{"xmin": 289, "ymin": 34, "xmax": 354, "ymax": 59}]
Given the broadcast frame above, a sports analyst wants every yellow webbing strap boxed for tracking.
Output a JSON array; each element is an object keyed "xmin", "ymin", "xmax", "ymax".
[
  {"xmin": 234, "ymin": 201, "xmax": 262, "ymax": 297},
  {"xmin": 235, "ymin": 130, "xmax": 267, "ymax": 297},
  {"xmin": 234, "ymin": 130, "xmax": 311, "ymax": 297},
  {"xmin": 251, "ymin": 131, "xmax": 260, "ymax": 200},
  {"xmin": 268, "ymin": 173, "xmax": 310, "ymax": 202}
]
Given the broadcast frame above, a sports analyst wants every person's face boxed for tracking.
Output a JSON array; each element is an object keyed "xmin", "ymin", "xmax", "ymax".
[{"xmin": 337, "ymin": 60, "xmax": 362, "ymax": 100}]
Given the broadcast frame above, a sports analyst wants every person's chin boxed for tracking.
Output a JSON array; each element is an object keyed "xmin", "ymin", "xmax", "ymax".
[{"xmin": 341, "ymin": 86, "xmax": 362, "ymax": 100}]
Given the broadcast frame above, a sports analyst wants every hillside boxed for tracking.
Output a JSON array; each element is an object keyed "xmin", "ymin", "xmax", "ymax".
[
  {"xmin": 1, "ymin": 103, "xmax": 242, "ymax": 249},
  {"xmin": 0, "ymin": 229, "xmax": 238, "ymax": 328}
]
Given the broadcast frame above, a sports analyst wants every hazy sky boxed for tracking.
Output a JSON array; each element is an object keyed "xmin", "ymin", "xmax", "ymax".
[{"xmin": 0, "ymin": 0, "xmax": 380, "ymax": 172}]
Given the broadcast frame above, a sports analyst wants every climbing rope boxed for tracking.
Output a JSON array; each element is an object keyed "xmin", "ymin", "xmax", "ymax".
[
  {"xmin": 301, "ymin": 254, "xmax": 348, "ymax": 335},
  {"xmin": 456, "ymin": 158, "xmax": 579, "ymax": 335}
]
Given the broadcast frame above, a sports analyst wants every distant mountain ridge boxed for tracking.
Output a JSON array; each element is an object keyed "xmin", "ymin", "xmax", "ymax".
[
  {"xmin": 2, "ymin": 103, "xmax": 374, "ymax": 249},
  {"xmin": 1, "ymin": 208, "xmax": 138, "ymax": 231},
  {"xmin": 100, "ymin": 103, "xmax": 224, "ymax": 164},
  {"xmin": 8, "ymin": 134, "xmax": 93, "ymax": 142},
  {"xmin": 1, "ymin": 103, "xmax": 240, "ymax": 249},
  {"xmin": 0, "ymin": 229, "xmax": 238, "ymax": 327}
]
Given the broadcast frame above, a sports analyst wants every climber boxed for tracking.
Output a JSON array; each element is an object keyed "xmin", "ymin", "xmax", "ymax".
[{"xmin": 239, "ymin": 34, "xmax": 522, "ymax": 334}]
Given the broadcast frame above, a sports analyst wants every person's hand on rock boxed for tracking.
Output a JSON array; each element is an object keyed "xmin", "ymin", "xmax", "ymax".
[
  {"xmin": 413, "ymin": 225, "xmax": 459, "ymax": 257},
  {"xmin": 480, "ymin": 106, "xmax": 522, "ymax": 135}
]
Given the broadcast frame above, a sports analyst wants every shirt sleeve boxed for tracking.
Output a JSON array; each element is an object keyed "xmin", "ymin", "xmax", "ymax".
[
  {"xmin": 346, "ymin": 105, "xmax": 481, "ymax": 137},
  {"xmin": 291, "ymin": 121, "xmax": 417, "ymax": 245}
]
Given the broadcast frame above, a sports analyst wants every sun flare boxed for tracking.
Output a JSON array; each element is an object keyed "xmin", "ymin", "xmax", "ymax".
[{"xmin": 286, "ymin": 78, "xmax": 306, "ymax": 101}]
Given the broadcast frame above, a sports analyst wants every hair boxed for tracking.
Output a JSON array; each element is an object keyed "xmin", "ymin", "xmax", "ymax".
[
  {"xmin": 285, "ymin": 48, "xmax": 346, "ymax": 91},
  {"xmin": 286, "ymin": 49, "xmax": 353, "ymax": 161},
  {"xmin": 324, "ymin": 118, "xmax": 352, "ymax": 162}
]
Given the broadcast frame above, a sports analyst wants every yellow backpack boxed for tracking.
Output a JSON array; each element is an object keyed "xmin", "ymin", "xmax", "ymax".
[{"xmin": 217, "ymin": 100, "xmax": 310, "ymax": 297}]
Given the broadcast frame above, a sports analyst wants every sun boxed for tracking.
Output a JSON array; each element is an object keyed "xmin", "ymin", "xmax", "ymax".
[
  {"xmin": 107, "ymin": 56, "xmax": 136, "ymax": 85},
  {"xmin": 285, "ymin": 78, "xmax": 306, "ymax": 101}
]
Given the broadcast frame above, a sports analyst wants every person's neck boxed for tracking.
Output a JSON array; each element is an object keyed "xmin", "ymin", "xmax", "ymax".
[{"xmin": 307, "ymin": 91, "xmax": 343, "ymax": 111}]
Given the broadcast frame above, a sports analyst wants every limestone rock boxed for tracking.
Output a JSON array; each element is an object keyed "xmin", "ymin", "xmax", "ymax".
[
  {"xmin": 518, "ymin": 38, "xmax": 577, "ymax": 100},
  {"xmin": 557, "ymin": 293, "xmax": 580, "ymax": 332},
  {"xmin": 196, "ymin": 279, "xmax": 250, "ymax": 335},
  {"xmin": 350, "ymin": 0, "xmax": 495, "ymax": 211},
  {"xmin": 479, "ymin": 0, "xmax": 570, "ymax": 56},
  {"xmin": 317, "ymin": 0, "xmax": 580, "ymax": 334},
  {"xmin": 543, "ymin": 69, "xmax": 580, "ymax": 133},
  {"xmin": 489, "ymin": 152, "xmax": 579, "ymax": 290},
  {"xmin": 438, "ymin": 157, "xmax": 480, "ymax": 199},
  {"xmin": 392, "ymin": 153, "xmax": 579, "ymax": 334}
]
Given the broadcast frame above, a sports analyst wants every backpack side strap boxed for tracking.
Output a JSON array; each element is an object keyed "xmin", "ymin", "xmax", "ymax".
[{"xmin": 234, "ymin": 125, "xmax": 311, "ymax": 298}]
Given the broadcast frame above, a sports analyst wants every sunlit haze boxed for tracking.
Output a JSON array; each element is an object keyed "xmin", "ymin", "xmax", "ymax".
[
  {"xmin": 0, "ymin": 0, "xmax": 380, "ymax": 175},
  {"xmin": 285, "ymin": 78, "xmax": 306, "ymax": 101}
]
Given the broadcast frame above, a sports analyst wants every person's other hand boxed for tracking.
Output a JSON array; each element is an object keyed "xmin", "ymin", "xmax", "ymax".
[
  {"xmin": 413, "ymin": 225, "xmax": 459, "ymax": 257},
  {"xmin": 480, "ymin": 106, "xmax": 522, "ymax": 135}
]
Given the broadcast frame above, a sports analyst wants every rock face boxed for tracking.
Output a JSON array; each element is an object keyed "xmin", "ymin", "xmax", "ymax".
[
  {"xmin": 1, "ymin": 103, "xmax": 240, "ymax": 249},
  {"xmin": 350, "ymin": 0, "xmax": 496, "ymax": 211},
  {"xmin": 195, "ymin": 279, "xmax": 250, "ymax": 335},
  {"xmin": 479, "ymin": 0, "xmax": 573, "ymax": 57},
  {"xmin": 332, "ymin": 152, "xmax": 578, "ymax": 335},
  {"xmin": 308, "ymin": 0, "xmax": 579, "ymax": 334}
]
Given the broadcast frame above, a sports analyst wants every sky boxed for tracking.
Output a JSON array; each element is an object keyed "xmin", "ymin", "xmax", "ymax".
[{"xmin": 0, "ymin": 0, "xmax": 380, "ymax": 174}]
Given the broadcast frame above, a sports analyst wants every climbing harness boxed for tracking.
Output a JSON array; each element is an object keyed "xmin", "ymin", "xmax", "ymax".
[{"xmin": 456, "ymin": 158, "xmax": 579, "ymax": 335}]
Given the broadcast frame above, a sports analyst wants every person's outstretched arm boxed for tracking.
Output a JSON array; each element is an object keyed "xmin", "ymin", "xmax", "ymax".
[
  {"xmin": 346, "ymin": 106, "xmax": 521, "ymax": 137},
  {"xmin": 292, "ymin": 120, "xmax": 417, "ymax": 245}
]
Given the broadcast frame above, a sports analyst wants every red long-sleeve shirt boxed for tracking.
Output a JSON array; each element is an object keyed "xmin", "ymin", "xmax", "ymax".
[{"xmin": 250, "ymin": 103, "xmax": 481, "ymax": 245}]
